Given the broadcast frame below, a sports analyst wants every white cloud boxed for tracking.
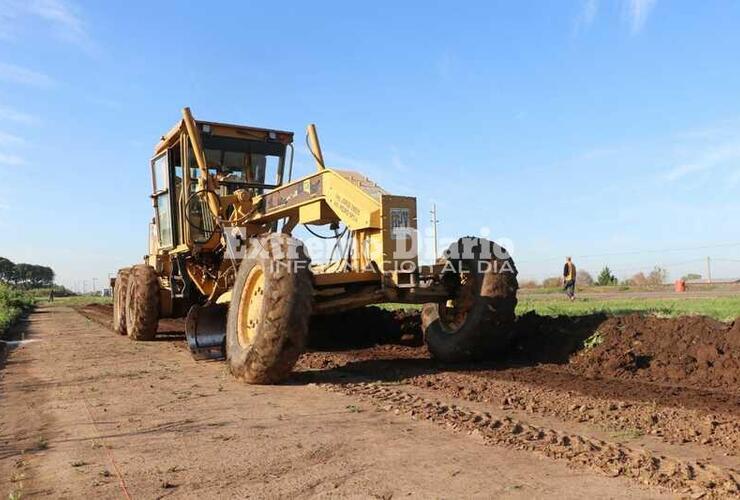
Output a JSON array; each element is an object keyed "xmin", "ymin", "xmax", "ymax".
[
  {"xmin": 664, "ymin": 143, "xmax": 740, "ymax": 181},
  {"xmin": 0, "ymin": 130, "xmax": 25, "ymax": 145},
  {"xmin": 0, "ymin": 1, "xmax": 23, "ymax": 39},
  {"xmin": 0, "ymin": 0, "xmax": 96, "ymax": 52},
  {"xmin": 664, "ymin": 163, "xmax": 706, "ymax": 181},
  {"xmin": 574, "ymin": 0, "xmax": 657, "ymax": 35},
  {"xmin": 0, "ymin": 152, "xmax": 24, "ymax": 166},
  {"xmin": 390, "ymin": 147, "xmax": 412, "ymax": 173},
  {"xmin": 0, "ymin": 62, "xmax": 54, "ymax": 87},
  {"xmin": 575, "ymin": 0, "xmax": 599, "ymax": 32},
  {"xmin": 0, "ymin": 105, "xmax": 38, "ymax": 124},
  {"xmin": 626, "ymin": 0, "xmax": 657, "ymax": 33},
  {"xmin": 28, "ymin": 0, "xmax": 88, "ymax": 44}
]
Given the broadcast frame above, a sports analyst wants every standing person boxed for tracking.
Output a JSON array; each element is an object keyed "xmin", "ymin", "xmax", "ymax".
[
  {"xmin": 48, "ymin": 288, "xmax": 55, "ymax": 303},
  {"xmin": 563, "ymin": 257, "xmax": 576, "ymax": 301}
]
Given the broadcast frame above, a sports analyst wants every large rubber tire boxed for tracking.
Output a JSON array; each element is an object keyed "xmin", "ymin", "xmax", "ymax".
[
  {"xmin": 226, "ymin": 233, "xmax": 313, "ymax": 384},
  {"xmin": 125, "ymin": 264, "xmax": 160, "ymax": 341},
  {"xmin": 113, "ymin": 268, "xmax": 131, "ymax": 335},
  {"xmin": 422, "ymin": 237, "xmax": 518, "ymax": 362}
]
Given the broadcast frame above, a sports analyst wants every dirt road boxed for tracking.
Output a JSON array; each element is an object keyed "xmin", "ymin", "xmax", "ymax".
[{"xmin": 1, "ymin": 306, "xmax": 738, "ymax": 498}]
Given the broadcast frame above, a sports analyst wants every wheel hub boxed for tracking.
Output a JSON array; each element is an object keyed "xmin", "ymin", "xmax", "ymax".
[
  {"xmin": 441, "ymin": 268, "xmax": 478, "ymax": 332},
  {"xmin": 237, "ymin": 266, "xmax": 265, "ymax": 348}
]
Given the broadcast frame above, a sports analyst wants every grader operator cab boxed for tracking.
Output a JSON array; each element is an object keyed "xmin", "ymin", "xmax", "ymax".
[{"xmin": 113, "ymin": 108, "xmax": 518, "ymax": 384}]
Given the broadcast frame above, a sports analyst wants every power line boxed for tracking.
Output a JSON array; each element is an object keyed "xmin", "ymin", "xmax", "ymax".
[
  {"xmin": 597, "ymin": 258, "xmax": 702, "ymax": 274},
  {"xmin": 518, "ymin": 242, "xmax": 740, "ymax": 263}
]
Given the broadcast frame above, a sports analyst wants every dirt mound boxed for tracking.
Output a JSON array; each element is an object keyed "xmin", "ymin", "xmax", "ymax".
[
  {"xmin": 78, "ymin": 302, "xmax": 740, "ymax": 393},
  {"xmin": 509, "ymin": 311, "xmax": 608, "ymax": 365},
  {"xmin": 568, "ymin": 314, "xmax": 740, "ymax": 391}
]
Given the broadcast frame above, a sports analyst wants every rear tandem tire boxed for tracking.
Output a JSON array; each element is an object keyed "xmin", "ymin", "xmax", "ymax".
[
  {"xmin": 113, "ymin": 268, "xmax": 131, "ymax": 335},
  {"xmin": 125, "ymin": 264, "xmax": 160, "ymax": 341},
  {"xmin": 422, "ymin": 237, "xmax": 518, "ymax": 362},
  {"xmin": 226, "ymin": 233, "xmax": 313, "ymax": 384}
]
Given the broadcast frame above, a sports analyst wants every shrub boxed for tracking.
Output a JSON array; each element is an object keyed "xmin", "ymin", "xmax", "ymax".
[
  {"xmin": 542, "ymin": 276, "xmax": 562, "ymax": 288},
  {"xmin": 625, "ymin": 266, "xmax": 668, "ymax": 286},
  {"xmin": 0, "ymin": 283, "xmax": 34, "ymax": 336},
  {"xmin": 682, "ymin": 273, "xmax": 702, "ymax": 281},
  {"xmin": 519, "ymin": 279, "xmax": 540, "ymax": 289},
  {"xmin": 577, "ymin": 270, "xmax": 594, "ymax": 287}
]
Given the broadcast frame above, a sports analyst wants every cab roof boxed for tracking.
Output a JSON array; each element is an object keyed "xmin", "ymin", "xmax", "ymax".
[{"xmin": 154, "ymin": 118, "xmax": 294, "ymax": 156}]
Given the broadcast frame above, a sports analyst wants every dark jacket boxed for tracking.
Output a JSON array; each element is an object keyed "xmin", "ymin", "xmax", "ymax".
[{"xmin": 563, "ymin": 262, "xmax": 576, "ymax": 282}]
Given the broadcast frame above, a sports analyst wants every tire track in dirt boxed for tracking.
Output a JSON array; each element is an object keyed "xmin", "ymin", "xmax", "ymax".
[
  {"xmin": 297, "ymin": 346, "xmax": 740, "ymax": 497},
  {"xmin": 405, "ymin": 371, "xmax": 740, "ymax": 453},
  {"xmin": 78, "ymin": 303, "xmax": 740, "ymax": 497},
  {"xmin": 298, "ymin": 346, "xmax": 740, "ymax": 455},
  {"xmin": 320, "ymin": 381, "xmax": 739, "ymax": 497}
]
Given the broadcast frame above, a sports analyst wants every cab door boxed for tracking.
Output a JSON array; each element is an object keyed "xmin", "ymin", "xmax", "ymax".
[{"xmin": 151, "ymin": 152, "xmax": 174, "ymax": 250}]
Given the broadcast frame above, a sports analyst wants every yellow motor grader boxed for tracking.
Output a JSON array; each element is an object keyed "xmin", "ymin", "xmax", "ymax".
[{"xmin": 112, "ymin": 108, "xmax": 518, "ymax": 383}]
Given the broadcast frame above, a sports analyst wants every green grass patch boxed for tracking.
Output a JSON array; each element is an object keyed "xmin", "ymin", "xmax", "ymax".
[
  {"xmin": 377, "ymin": 296, "xmax": 740, "ymax": 322},
  {"xmin": 51, "ymin": 295, "xmax": 112, "ymax": 307},
  {"xmin": 582, "ymin": 330, "xmax": 605, "ymax": 349},
  {"xmin": 516, "ymin": 296, "xmax": 740, "ymax": 322}
]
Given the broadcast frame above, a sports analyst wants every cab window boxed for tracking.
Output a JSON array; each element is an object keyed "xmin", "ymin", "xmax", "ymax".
[{"xmin": 151, "ymin": 153, "xmax": 174, "ymax": 248}]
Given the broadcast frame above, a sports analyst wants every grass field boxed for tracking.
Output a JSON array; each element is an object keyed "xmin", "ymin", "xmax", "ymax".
[
  {"xmin": 52, "ymin": 292, "xmax": 740, "ymax": 322},
  {"xmin": 51, "ymin": 295, "xmax": 113, "ymax": 307},
  {"xmin": 382, "ymin": 296, "xmax": 740, "ymax": 322},
  {"xmin": 517, "ymin": 296, "xmax": 740, "ymax": 322}
]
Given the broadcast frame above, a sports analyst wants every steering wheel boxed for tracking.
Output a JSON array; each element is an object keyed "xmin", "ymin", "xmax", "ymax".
[{"xmin": 184, "ymin": 189, "xmax": 222, "ymax": 237}]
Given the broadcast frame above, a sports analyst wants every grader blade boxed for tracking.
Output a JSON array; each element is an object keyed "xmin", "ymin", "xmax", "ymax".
[{"xmin": 185, "ymin": 304, "xmax": 227, "ymax": 360}]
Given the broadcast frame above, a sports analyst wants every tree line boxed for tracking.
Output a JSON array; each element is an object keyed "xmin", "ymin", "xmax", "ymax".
[
  {"xmin": 521, "ymin": 265, "xmax": 679, "ymax": 289},
  {"xmin": 0, "ymin": 257, "xmax": 55, "ymax": 288}
]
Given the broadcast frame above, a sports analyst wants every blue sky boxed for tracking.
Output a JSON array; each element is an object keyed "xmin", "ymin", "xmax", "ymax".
[{"xmin": 1, "ymin": 0, "xmax": 740, "ymax": 290}]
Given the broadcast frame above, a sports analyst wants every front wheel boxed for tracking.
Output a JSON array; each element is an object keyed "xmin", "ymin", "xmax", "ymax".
[
  {"xmin": 422, "ymin": 237, "xmax": 518, "ymax": 362},
  {"xmin": 226, "ymin": 233, "xmax": 313, "ymax": 384}
]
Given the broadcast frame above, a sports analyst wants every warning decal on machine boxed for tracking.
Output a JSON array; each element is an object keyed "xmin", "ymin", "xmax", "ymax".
[{"xmin": 390, "ymin": 208, "xmax": 410, "ymax": 240}]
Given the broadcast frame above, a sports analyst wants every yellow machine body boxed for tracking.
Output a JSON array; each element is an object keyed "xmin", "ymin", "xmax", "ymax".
[{"xmin": 146, "ymin": 108, "xmax": 442, "ymax": 321}]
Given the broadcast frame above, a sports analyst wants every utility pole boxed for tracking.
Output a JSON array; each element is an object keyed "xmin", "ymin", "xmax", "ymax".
[
  {"xmin": 706, "ymin": 256, "xmax": 712, "ymax": 284},
  {"xmin": 430, "ymin": 203, "xmax": 439, "ymax": 262}
]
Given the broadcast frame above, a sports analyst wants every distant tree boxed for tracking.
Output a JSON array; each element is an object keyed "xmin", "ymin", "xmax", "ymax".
[
  {"xmin": 0, "ymin": 257, "xmax": 15, "ymax": 283},
  {"xmin": 647, "ymin": 266, "xmax": 668, "ymax": 285},
  {"xmin": 681, "ymin": 273, "xmax": 702, "ymax": 281},
  {"xmin": 577, "ymin": 270, "xmax": 594, "ymax": 287},
  {"xmin": 624, "ymin": 272, "xmax": 650, "ymax": 286},
  {"xmin": 596, "ymin": 266, "xmax": 618, "ymax": 286},
  {"xmin": 12, "ymin": 263, "xmax": 54, "ymax": 288},
  {"xmin": 542, "ymin": 276, "xmax": 562, "ymax": 288},
  {"xmin": 625, "ymin": 272, "xmax": 648, "ymax": 286},
  {"xmin": 14, "ymin": 263, "xmax": 33, "ymax": 287},
  {"xmin": 625, "ymin": 267, "xmax": 667, "ymax": 286},
  {"xmin": 518, "ymin": 279, "xmax": 539, "ymax": 289}
]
